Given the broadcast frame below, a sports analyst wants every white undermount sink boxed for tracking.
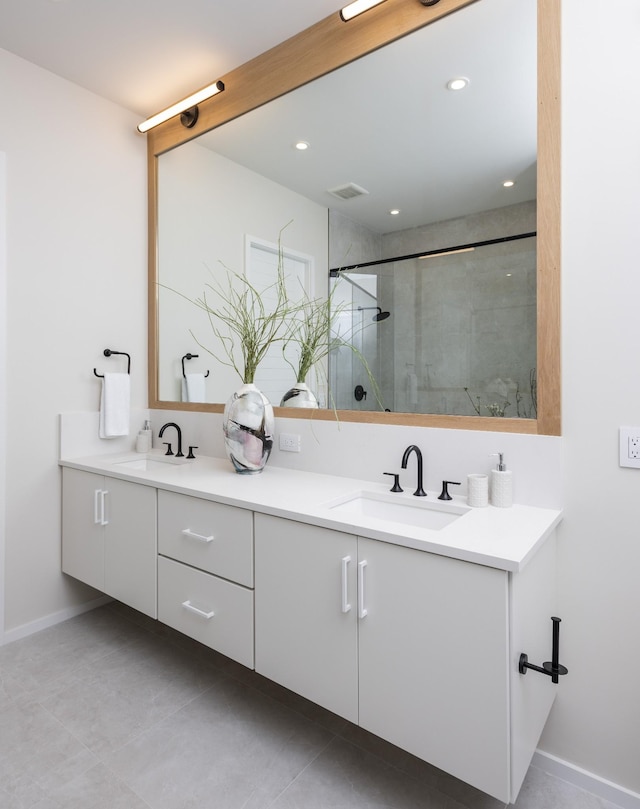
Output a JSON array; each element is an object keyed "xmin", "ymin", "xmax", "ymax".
[
  {"xmin": 325, "ymin": 490, "xmax": 469, "ymax": 531},
  {"xmin": 114, "ymin": 455, "xmax": 189, "ymax": 472}
]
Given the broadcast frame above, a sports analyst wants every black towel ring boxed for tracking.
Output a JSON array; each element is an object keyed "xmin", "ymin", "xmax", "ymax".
[
  {"xmin": 181, "ymin": 353, "xmax": 210, "ymax": 379},
  {"xmin": 94, "ymin": 349, "xmax": 131, "ymax": 378}
]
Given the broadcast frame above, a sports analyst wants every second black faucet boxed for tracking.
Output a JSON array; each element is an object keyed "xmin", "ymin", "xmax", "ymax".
[{"xmin": 401, "ymin": 445, "xmax": 426, "ymax": 497}]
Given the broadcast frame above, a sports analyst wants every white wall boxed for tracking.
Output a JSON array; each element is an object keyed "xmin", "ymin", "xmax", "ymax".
[
  {"xmin": 0, "ymin": 48, "xmax": 148, "ymax": 632},
  {"xmin": 537, "ymin": 0, "xmax": 640, "ymax": 795}
]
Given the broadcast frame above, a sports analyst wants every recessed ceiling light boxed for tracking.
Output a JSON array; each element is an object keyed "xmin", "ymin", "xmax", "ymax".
[
  {"xmin": 447, "ymin": 77, "xmax": 469, "ymax": 91},
  {"xmin": 389, "ymin": 209, "xmax": 401, "ymax": 216},
  {"xmin": 295, "ymin": 141, "xmax": 310, "ymax": 151},
  {"xmin": 503, "ymin": 180, "xmax": 515, "ymax": 188}
]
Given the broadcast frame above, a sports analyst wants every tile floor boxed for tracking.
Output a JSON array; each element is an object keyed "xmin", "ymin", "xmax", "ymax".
[{"xmin": 0, "ymin": 604, "xmax": 622, "ymax": 809}]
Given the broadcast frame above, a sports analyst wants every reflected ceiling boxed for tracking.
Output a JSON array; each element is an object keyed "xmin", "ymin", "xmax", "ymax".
[{"xmin": 197, "ymin": 0, "xmax": 536, "ymax": 233}]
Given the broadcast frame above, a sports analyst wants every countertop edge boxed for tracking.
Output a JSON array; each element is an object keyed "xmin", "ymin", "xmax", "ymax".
[{"xmin": 59, "ymin": 454, "xmax": 563, "ymax": 574}]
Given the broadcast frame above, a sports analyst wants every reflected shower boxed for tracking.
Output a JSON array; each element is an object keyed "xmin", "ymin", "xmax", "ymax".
[{"xmin": 357, "ymin": 306, "xmax": 391, "ymax": 322}]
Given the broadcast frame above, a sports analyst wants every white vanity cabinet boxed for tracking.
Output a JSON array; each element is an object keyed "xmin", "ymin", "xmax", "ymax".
[
  {"xmin": 61, "ymin": 467, "xmax": 157, "ymax": 618},
  {"xmin": 254, "ymin": 515, "xmax": 359, "ymax": 723},
  {"xmin": 254, "ymin": 513, "xmax": 558, "ymax": 804},
  {"xmin": 157, "ymin": 490, "xmax": 254, "ymax": 668},
  {"xmin": 59, "ymin": 449, "xmax": 561, "ymax": 804}
]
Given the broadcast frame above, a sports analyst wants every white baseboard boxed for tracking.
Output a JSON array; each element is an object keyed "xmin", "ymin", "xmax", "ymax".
[
  {"xmin": 1, "ymin": 596, "xmax": 112, "ymax": 646},
  {"xmin": 533, "ymin": 751, "xmax": 640, "ymax": 809}
]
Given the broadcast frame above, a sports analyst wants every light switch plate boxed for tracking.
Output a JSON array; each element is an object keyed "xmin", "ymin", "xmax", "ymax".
[{"xmin": 619, "ymin": 427, "xmax": 640, "ymax": 468}]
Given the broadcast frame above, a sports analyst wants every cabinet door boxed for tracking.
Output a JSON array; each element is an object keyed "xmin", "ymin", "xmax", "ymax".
[
  {"xmin": 254, "ymin": 514, "xmax": 358, "ymax": 723},
  {"xmin": 357, "ymin": 538, "xmax": 511, "ymax": 803},
  {"xmin": 104, "ymin": 478, "xmax": 157, "ymax": 618},
  {"xmin": 62, "ymin": 468, "xmax": 105, "ymax": 592}
]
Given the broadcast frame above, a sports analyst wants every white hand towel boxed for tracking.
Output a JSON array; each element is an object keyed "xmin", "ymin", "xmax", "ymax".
[
  {"xmin": 182, "ymin": 373, "xmax": 206, "ymax": 403},
  {"xmin": 99, "ymin": 373, "xmax": 131, "ymax": 438}
]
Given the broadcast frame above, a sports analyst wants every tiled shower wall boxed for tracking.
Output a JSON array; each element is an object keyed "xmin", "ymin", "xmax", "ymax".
[{"xmin": 330, "ymin": 201, "xmax": 537, "ymax": 418}]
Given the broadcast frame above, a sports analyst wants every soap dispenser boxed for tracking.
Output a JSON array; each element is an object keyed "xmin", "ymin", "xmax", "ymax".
[
  {"xmin": 490, "ymin": 452, "xmax": 513, "ymax": 508},
  {"xmin": 136, "ymin": 420, "xmax": 152, "ymax": 453}
]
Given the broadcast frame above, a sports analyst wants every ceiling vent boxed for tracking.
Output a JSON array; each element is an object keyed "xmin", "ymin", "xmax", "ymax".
[{"xmin": 327, "ymin": 182, "xmax": 369, "ymax": 200}]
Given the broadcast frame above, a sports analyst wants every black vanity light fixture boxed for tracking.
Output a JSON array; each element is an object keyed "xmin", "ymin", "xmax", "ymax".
[{"xmin": 137, "ymin": 80, "xmax": 225, "ymax": 134}]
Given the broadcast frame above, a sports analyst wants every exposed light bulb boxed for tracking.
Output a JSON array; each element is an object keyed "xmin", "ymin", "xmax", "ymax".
[{"xmin": 340, "ymin": 0, "xmax": 387, "ymax": 22}]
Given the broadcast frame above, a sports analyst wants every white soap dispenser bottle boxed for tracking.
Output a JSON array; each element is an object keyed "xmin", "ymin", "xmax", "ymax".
[
  {"xmin": 136, "ymin": 420, "xmax": 152, "ymax": 453},
  {"xmin": 490, "ymin": 452, "xmax": 513, "ymax": 508}
]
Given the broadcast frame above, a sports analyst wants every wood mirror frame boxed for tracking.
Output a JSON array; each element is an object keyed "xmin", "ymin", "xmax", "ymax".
[{"xmin": 146, "ymin": 0, "xmax": 560, "ymax": 436}]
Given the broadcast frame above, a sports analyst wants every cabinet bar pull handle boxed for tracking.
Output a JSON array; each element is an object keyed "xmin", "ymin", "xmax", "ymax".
[
  {"xmin": 341, "ymin": 556, "xmax": 352, "ymax": 613},
  {"xmin": 94, "ymin": 489, "xmax": 108, "ymax": 526},
  {"xmin": 100, "ymin": 490, "xmax": 108, "ymax": 526},
  {"xmin": 94, "ymin": 489, "xmax": 101, "ymax": 525},
  {"xmin": 181, "ymin": 600, "xmax": 215, "ymax": 620},
  {"xmin": 358, "ymin": 560, "xmax": 368, "ymax": 619},
  {"xmin": 181, "ymin": 529, "xmax": 214, "ymax": 543}
]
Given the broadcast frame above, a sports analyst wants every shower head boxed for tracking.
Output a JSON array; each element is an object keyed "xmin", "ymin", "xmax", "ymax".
[{"xmin": 357, "ymin": 306, "xmax": 391, "ymax": 322}]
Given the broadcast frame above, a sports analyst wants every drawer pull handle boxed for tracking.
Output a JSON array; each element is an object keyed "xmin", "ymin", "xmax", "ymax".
[
  {"xmin": 358, "ymin": 560, "xmax": 368, "ymax": 619},
  {"xmin": 341, "ymin": 556, "xmax": 352, "ymax": 613},
  {"xmin": 181, "ymin": 600, "xmax": 215, "ymax": 620},
  {"xmin": 181, "ymin": 528, "xmax": 214, "ymax": 543}
]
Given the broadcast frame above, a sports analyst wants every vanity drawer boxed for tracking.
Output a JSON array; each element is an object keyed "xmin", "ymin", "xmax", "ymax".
[
  {"xmin": 158, "ymin": 490, "xmax": 253, "ymax": 586},
  {"xmin": 158, "ymin": 556, "xmax": 254, "ymax": 668}
]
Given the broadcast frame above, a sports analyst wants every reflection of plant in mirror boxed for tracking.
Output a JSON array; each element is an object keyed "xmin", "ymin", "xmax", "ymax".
[
  {"xmin": 486, "ymin": 401, "xmax": 511, "ymax": 417},
  {"xmin": 283, "ymin": 293, "xmax": 336, "ymax": 385},
  {"xmin": 282, "ymin": 284, "xmax": 385, "ymax": 411},
  {"xmin": 168, "ymin": 228, "xmax": 303, "ymax": 386},
  {"xmin": 516, "ymin": 368, "xmax": 538, "ymax": 418},
  {"xmin": 464, "ymin": 387, "xmax": 511, "ymax": 418}
]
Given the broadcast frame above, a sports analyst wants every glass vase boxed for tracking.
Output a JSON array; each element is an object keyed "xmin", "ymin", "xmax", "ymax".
[{"xmin": 223, "ymin": 383, "xmax": 274, "ymax": 474}]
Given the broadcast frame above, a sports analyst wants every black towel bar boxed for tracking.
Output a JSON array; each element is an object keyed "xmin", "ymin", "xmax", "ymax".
[{"xmin": 93, "ymin": 349, "xmax": 131, "ymax": 377}]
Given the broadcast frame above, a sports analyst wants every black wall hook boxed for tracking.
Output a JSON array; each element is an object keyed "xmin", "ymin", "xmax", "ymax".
[
  {"xmin": 93, "ymin": 349, "xmax": 131, "ymax": 377},
  {"xmin": 519, "ymin": 616, "xmax": 568, "ymax": 684}
]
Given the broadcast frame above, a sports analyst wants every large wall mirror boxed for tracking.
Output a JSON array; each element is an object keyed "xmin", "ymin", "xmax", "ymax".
[{"xmin": 147, "ymin": 0, "xmax": 560, "ymax": 435}]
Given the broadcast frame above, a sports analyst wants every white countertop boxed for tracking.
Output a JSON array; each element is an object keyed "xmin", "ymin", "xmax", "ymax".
[{"xmin": 59, "ymin": 451, "xmax": 562, "ymax": 573}]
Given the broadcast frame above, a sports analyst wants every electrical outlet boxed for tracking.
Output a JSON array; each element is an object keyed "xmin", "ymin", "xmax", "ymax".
[
  {"xmin": 279, "ymin": 433, "xmax": 301, "ymax": 453},
  {"xmin": 619, "ymin": 427, "xmax": 640, "ymax": 468}
]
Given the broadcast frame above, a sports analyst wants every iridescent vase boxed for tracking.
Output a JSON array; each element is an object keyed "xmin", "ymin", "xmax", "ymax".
[{"xmin": 223, "ymin": 383, "xmax": 274, "ymax": 474}]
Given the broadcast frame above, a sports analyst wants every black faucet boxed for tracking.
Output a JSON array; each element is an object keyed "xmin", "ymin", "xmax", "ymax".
[
  {"xmin": 401, "ymin": 445, "xmax": 426, "ymax": 497},
  {"xmin": 158, "ymin": 422, "xmax": 184, "ymax": 457}
]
